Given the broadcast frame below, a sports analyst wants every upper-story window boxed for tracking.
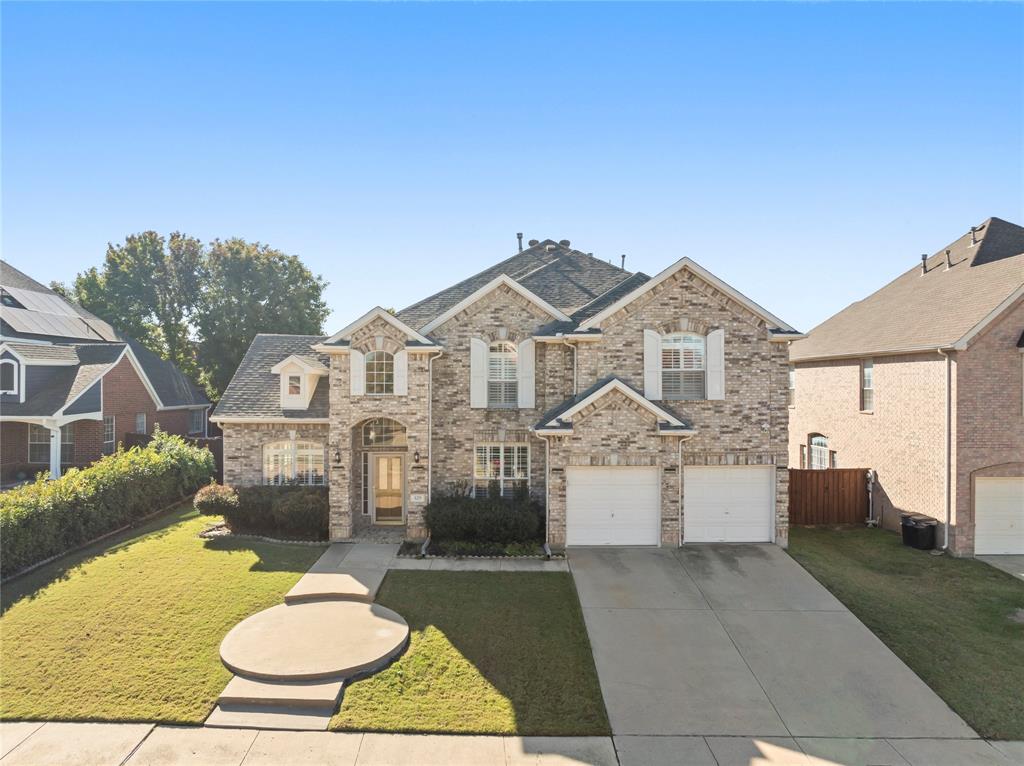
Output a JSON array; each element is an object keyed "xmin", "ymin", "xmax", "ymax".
[
  {"xmin": 788, "ymin": 365, "xmax": 796, "ymax": 407},
  {"xmin": 661, "ymin": 333, "xmax": 705, "ymax": 400},
  {"xmin": 287, "ymin": 374, "xmax": 302, "ymax": 396},
  {"xmin": 365, "ymin": 351, "xmax": 394, "ymax": 395},
  {"xmin": 487, "ymin": 342, "xmax": 518, "ymax": 408},
  {"xmin": 860, "ymin": 360, "xmax": 874, "ymax": 412},
  {"xmin": 0, "ymin": 359, "xmax": 17, "ymax": 395}
]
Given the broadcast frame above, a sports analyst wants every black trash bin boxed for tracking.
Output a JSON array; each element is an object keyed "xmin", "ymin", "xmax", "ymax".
[
  {"xmin": 913, "ymin": 517, "xmax": 938, "ymax": 551},
  {"xmin": 900, "ymin": 513, "xmax": 919, "ymax": 547}
]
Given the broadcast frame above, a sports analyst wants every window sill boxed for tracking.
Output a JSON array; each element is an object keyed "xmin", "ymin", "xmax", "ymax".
[{"xmin": 859, "ymin": 410, "xmax": 874, "ymax": 415}]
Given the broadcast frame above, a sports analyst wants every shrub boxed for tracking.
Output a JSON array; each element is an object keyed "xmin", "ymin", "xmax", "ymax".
[
  {"xmin": 424, "ymin": 492, "xmax": 542, "ymax": 544},
  {"xmin": 194, "ymin": 483, "xmax": 238, "ymax": 516},
  {"xmin": 223, "ymin": 485, "xmax": 329, "ymax": 541},
  {"xmin": 0, "ymin": 429, "xmax": 215, "ymax": 577}
]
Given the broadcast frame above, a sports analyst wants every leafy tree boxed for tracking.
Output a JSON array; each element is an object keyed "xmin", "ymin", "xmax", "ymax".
[{"xmin": 195, "ymin": 238, "xmax": 329, "ymax": 396}]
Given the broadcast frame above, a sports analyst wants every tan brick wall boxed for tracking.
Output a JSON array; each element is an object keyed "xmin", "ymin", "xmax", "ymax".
[
  {"xmin": 952, "ymin": 298, "xmax": 1024, "ymax": 555},
  {"xmin": 789, "ymin": 353, "xmax": 948, "ymax": 532}
]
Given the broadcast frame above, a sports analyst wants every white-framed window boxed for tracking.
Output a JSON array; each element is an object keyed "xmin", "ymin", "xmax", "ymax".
[
  {"xmin": 487, "ymin": 342, "xmax": 518, "ymax": 408},
  {"xmin": 860, "ymin": 360, "xmax": 874, "ymax": 412},
  {"xmin": 0, "ymin": 359, "xmax": 17, "ymax": 395},
  {"xmin": 361, "ymin": 417, "xmax": 407, "ymax": 448},
  {"xmin": 809, "ymin": 434, "xmax": 830, "ymax": 470},
  {"xmin": 134, "ymin": 412, "xmax": 146, "ymax": 434},
  {"xmin": 473, "ymin": 443, "xmax": 529, "ymax": 498},
  {"xmin": 365, "ymin": 351, "xmax": 394, "ymax": 395},
  {"xmin": 287, "ymin": 374, "xmax": 302, "ymax": 396},
  {"xmin": 189, "ymin": 409, "xmax": 204, "ymax": 435},
  {"xmin": 799, "ymin": 444, "xmax": 807, "ymax": 469},
  {"xmin": 103, "ymin": 415, "xmax": 116, "ymax": 454},
  {"xmin": 28, "ymin": 423, "xmax": 74, "ymax": 464},
  {"xmin": 788, "ymin": 365, "xmax": 796, "ymax": 407},
  {"xmin": 262, "ymin": 440, "xmax": 325, "ymax": 485},
  {"xmin": 661, "ymin": 333, "xmax": 706, "ymax": 400}
]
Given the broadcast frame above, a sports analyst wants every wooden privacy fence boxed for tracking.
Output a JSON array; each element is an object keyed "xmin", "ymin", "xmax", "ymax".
[
  {"xmin": 123, "ymin": 433, "xmax": 223, "ymax": 484},
  {"xmin": 789, "ymin": 468, "xmax": 869, "ymax": 525}
]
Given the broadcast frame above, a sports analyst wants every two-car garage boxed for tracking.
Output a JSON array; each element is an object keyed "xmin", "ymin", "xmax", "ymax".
[{"xmin": 564, "ymin": 464, "xmax": 775, "ymax": 546}]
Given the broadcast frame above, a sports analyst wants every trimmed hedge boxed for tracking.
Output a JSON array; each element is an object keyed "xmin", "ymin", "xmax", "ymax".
[
  {"xmin": 424, "ymin": 492, "xmax": 542, "ymax": 544},
  {"xmin": 0, "ymin": 430, "xmax": 215, "ymax": 577},
  {"xmin": 215, "ymin": 485, "xmax": 329, "ymax": 541},
  {"xmin": 194, "ymin": 483, "xmax": 239, "ymax": 516}
]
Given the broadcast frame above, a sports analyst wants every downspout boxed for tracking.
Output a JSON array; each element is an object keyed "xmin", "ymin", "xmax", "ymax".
[
  {"xmin": 536, "ymin": 433, "xmax": 551, "ymax": 544},
  {"xmin": 938, "ymin": 347, "xmax": 953, "ymax": 550},
  {"xmin": 426, "ymin": 349, "xmax": 444, "ymax": 502},
  {"xmin": 677, "ymin": 433, "xmax": 695, "ymax": 547}
]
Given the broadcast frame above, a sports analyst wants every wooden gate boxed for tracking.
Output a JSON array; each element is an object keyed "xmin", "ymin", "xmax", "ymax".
[{"xmin": 788, "ymin": 468, "xmax": 869, "ymax": 525}]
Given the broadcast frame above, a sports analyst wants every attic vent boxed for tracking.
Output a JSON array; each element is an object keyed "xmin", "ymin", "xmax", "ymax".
[
  {"xmin": 558, "ymin": 239, "xmax": 570, "ymax": 247},
  {"xmin": 545, "ymin": 244, "xmax": 557, "ymax": 252}
]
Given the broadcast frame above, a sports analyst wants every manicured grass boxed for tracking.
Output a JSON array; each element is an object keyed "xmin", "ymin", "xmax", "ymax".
[
  {"xmin": 789, "ymin": 526, "xmax": 1024, "ymax": 740},
  {"xmin": 331, "ymin": 571, "xmax": 610, "ymax": 736},
  {"xmin": 0, "ymin": 504, "xmax": 323, "ymax": 724}
]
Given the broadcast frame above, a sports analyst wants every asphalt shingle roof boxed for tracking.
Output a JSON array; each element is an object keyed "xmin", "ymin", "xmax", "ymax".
[
  {"xmin": 535, "ymin": 375, "xmax": 692, "ymax": 430},
  {"xmin": 213, "ymin": 334, "xmax": 330, "ymax": 419},
  {"xmin": 0, "ymin": 344, "xmax": 124, "ymax": 417},
  {"xmin": 4, "ymin": 343, "xmax": 80, "ymax": 363},
  {"xmin": 790, "ymin": 217, "xmax": 1024, "ymax": 362}
]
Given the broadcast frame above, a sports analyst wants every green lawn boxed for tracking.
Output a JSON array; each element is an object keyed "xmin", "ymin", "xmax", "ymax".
[
  {"xmin": 789, "ymin": 526, "xmax": 1024, "ymax": 740},
  {"xmin": 0, "ymin": 505, "xmax": 323, "ymax": 723},
  {"xmin": 331, "ymin": 571, "xmax": 610, "ymax": 736}
]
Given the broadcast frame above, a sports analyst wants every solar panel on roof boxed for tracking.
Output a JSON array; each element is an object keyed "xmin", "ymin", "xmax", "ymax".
[
  {"xmin": 1, "ymin": 286, "xmax": 79, "ymax": 317},
  {"xmin": 1, "ymin": 307, "xmax": 103, "ymax": 340}
]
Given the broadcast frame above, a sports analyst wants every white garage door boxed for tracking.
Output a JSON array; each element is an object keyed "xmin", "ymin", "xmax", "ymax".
[
  {"xmin": 975, "ymin": 478, "xmax": 1024, "ymax": 555},
  {"xmin": 683, "ymin": 466, "xmax": 774, "ymax": 543},
  {"xmin": 566, "ymin": 466, "xmax": 660, "ymax": 546}
]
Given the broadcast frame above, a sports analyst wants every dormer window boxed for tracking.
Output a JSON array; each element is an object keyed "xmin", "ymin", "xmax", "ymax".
[
  {"xmin": 287, "ymin": 375, "xmax": 302, "ymax": 396},
  {"xmin": 0, "ymin": 359, "xmax": 17, "ymax": 395},
  {"xmin": 271, "ymin": 355, "xmax": 330, "ymax": 410}
]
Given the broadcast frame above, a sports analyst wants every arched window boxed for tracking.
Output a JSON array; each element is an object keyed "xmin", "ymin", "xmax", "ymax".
[
  {"xmin": 365, "ymin": 351, "xmax": 394, "ymax": 395},
  {"xmin": 0, "ymin": 359, "xmax": 17, "ymax": 395},
  {"xmin": 661, "ymin": 333, "xmax": 705, "ymax": 400},
  {"xmin": 487, "ymin": 342, "xmax": 518, "ymax": 407},
  {"xmin": 361, "ymin": 418, "xmax": 407, "ymax": 448},
  {"xmin": 809, "ymin": 434, "xmax": 836, "ymax": 470},
  {"xmin": 263, "ymin": 440, "xmax": 325, "ymax": 485}
]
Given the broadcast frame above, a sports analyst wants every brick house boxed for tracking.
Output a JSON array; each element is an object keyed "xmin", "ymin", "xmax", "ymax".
[
  {"xmin": 212, "ymin": 238, "xmax": 799, "ymax": 548},
  {"xmin": 0, "ymin": 260, "xmax": 210, "ymax": 483},
  {"xmin": 789, "ymin": 218, "xmax": 1024, "ymax": 556}
]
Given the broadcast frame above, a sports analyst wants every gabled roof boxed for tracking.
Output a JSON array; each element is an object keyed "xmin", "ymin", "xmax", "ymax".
[
  {"xmin": 213, "ymin": 334, "xmax": 330, "ymax": 420},
  {"xmin": 396, "ymin": 240, "xmax": 636, "ymax": 330},
  {"xmin": 419, "ymin": 275, "xmax": 572, "ymax": 334},
  {"xmin": 534, "ymin": 376, "xmax": 695, "ymax": 436},
  {"xmin": 576, "ymin": 256, "xmax": 797, "ymax": 333},
  {"xmin": 790, "ymin": 217, "xmax": 1024, "ymax": 362},
  {"xmin": 270, "ymin": 354, "xmax": 329, "ymax": 375},
  {"xmin": 1, "ymin": 342, "xmax": 79, "ymax": 364},
  {"xmin": 321, "ymin": 307, "xmax": 435, "ymax": 348},
  {"xmin": 0, "ymin": 344, "xmax": 124, "ymax": 418}
]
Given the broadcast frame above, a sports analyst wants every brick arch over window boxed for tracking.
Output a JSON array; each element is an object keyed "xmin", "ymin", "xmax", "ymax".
[
  {"xmin": 657, "ymin": 317, "xmax": 714, "ymax": 336},
  {"xmin": 479, "ymin": 326, "xmax": 528, "ymax": 344},
  {"xmin": 351, "ymin": 335, "xmax": 404, "ymax": 356}
]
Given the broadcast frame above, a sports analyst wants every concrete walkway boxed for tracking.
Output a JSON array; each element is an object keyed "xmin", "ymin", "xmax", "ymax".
[
  {"xmin": 2, "ymin": 722, "xmax": 1023, "ymax": 765},
  {"xmin": 977, "ymin": 554, "xmax": 1024, "ymax": 582},
  {"xmin": 570, "ymin": 545, "xmax": 976, "ymax": 741}
]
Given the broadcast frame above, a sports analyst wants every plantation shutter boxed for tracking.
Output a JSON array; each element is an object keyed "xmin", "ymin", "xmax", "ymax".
[
  {"xmin": 470, "ymin": 337, "xmax": 488, "ymax": 408},
  {"xmin": 643, "ymin": 329, "xmax": 662, "ymax": 400},
  {"xmin": 394, "ymin": 350, "xmax": 409, "ymax": 396},
  {"xmin": 350, "ymin": 349, "xmax": 365, "ymax": 396},
  {"xmin": 517, "ymin": 338, "xmax": 535, "ymax": 409},
  {"xmin": 706, "ymin": 328, "xmax": 725, "ymax": 400}
]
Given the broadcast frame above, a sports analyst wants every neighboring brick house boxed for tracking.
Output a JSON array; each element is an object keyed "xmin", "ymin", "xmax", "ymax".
[
  {"xmin": 0, "ymin": 260, "xmax": 210, "ymax": 483},
  {"xmin": 789, "ymin": 217, "xmax": 1024, "ymax": 557},
  {"xmin": 213, "ymin": 238, "xmax": 799, "ymax": 548}
]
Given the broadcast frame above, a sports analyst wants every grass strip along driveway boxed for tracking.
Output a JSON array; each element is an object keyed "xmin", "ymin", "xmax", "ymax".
[
  {"xmin": 1, "ymin": 505, "xmax": 323, "ymax": 724},
  {"xmin": 332, "ymin": 571, "xmax": 609, "ymax": 736},
  {"xmin": 789, "ymin": 526, "xmax": 1024, "ymax": 741}
]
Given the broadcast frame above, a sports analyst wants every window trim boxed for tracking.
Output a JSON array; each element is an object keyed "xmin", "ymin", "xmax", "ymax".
[
  {"xmin": 287, "ymin": 374, "xmax": 302, "ymax": 397},
  {"xmin": 788, "ymin": 365, "xmax": 796, "ymax": 408},
  {"xmin": 188, "ymin": 409, "xmax": 204, "ymax": 436},
  {"xmin": 660, "ymin": 332, "xmax": 706, "ymax": 401},
  {"xmin": 486, "ymin": 341, "xmax": 519, "ymax": 408},
  {"xmin": 262, "ymin": 439, "xmax": 326, "ymax": 486},
  {"xmin": 0, "ymin": 359, "xmax": 18, "ymax": 395},
  {"xmin": 365, "ymin": 350, "xmax": 395, "ymax": 396},
  {"xmin": 473, "ymin": 443, "xmax": 530, "ymax": 498},
  {"xmin": 808, "ymin": 434, "xmax": 830, "ymax": 471},
  {"xmin": 103, "ymin": 415, "xmax": 116, "ymax": 454},
  {"xmin": 860, "ymin": 359, "xmax": 874, "ymax": 413},
  {"xmin": 799, "ymin": 444, "xmax": 807, "ymax": 469},
  {"xmin": 28, "ymin": 423, "xmax": 74, "ymax": 464},
  {"xmin": 134, "ymin": 412, "xmax": 147, "ymax": 434}
]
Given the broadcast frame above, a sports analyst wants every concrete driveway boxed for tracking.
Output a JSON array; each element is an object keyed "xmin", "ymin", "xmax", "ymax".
[{"xmin": 570, "ymin": 545, "xmax": 977, "ymax": 742}]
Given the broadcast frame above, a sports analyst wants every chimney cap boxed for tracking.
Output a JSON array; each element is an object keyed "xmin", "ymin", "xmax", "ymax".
[
  {"xmin": 527, "ymin": 239, "xmax": 539, "ymax": 247},
  {"xmin": 558, "ymin": 239, "xmax": 571, "ymax": 247}
]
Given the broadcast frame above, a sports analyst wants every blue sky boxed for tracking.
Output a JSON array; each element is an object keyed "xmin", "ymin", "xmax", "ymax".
[{"xmin": 3, "ymin": 2, "xmax": 1021, "ymax": 333}]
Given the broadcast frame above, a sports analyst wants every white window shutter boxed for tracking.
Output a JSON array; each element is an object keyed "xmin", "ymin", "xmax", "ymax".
[
  {"xmin": 707, "ymin": 328, "xmax": 725, "ymax": 400},
  {"xmin": 470, "ymin": 338, "xmax": 487, "ymax": 408},
  {"xmin": 517, "ymin": 338, "xmax": 535, "ymax": 409},
  {"xmin": 643, "ymin": 329, "xmax": 662, "ymax": 400},
  {"xmin": 350, "ymin": 349, "xmax": 365, "ymax": 396},
  {"xmin": 394, "ymin": 350, "xmax": 408, "ymax": 396}
]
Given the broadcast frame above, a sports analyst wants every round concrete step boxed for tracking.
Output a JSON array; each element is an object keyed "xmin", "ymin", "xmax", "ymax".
[{"xmin": 220, "ymin": 601, "xmax": 409, "ymax": 681}]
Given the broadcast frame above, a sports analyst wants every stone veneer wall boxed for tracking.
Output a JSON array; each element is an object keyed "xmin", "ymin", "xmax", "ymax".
[{"xmin": 222, "ymin": 422, "xmax": 330, "ymax": 486}]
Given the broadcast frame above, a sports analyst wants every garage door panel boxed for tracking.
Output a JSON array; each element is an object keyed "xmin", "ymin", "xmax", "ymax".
[
  {"xmin": 975, "ymin": 478, "xmax": 1024, "ymax": 555},
  {"xmin": 566, "ymin": 467, "xmax": 660, "ymax": 546},
  {"xmin": 684, "ymin": 466, "xmax": 773, "ymax": 544}
]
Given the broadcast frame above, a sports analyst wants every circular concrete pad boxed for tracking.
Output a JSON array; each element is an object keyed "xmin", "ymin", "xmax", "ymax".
[{"xmin": 220, "ymin": 601, "xmax": 409, "ymax": 681}]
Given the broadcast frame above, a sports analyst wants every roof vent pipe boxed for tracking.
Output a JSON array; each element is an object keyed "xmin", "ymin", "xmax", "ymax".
[
  {"xmin": 945, "ymin": 249, "xmax": 952, "ymax": 270},
  {"xmin": 970, "ymin": 226, "xmax": 978, "ymax": 246},
  {"xmin": 621, "ymin": 254, "xmax": 626, "ymax": 270},
  {"xmin": 920, "ymin": 254, "xmax": 928, "ymax": 276},
  {"xmin": 517, "ymin": 233, "xmax": 523, "ymax": 253}
]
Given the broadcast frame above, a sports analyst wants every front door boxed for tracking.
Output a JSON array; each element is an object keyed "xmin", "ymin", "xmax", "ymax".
[{"xmin": 373, "ymin": 454, "xmax": 405, "ymax": 524}]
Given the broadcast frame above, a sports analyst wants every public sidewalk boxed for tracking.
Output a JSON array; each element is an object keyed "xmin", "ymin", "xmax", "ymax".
[{"xmin": 2, "ymin": 722, "xmax": 1024, "ymax": 766}]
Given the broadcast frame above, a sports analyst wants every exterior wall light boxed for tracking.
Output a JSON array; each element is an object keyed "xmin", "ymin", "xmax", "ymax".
[{"xmin": 413, "ymin": 450, "xmax": 421, "ymax": 464}]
